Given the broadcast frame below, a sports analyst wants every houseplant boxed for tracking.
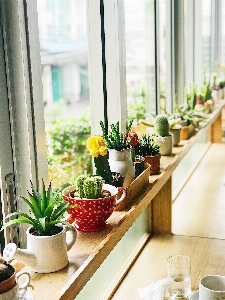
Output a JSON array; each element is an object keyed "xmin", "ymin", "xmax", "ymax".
[
  {"xmin": 134, "ymin": 134, "xmax": 161, "ymax": 174},
  {"xmin": 86, "ymin": 135, "xmax": 124, "ymax": 187},
  {"xmin": 154, "ymin": 115, "xmax": 173, "ymax": 155},
  {"xmin": 62, "ymin": 175, "xmax": 126, "ymax": 231},
  {"xmin": 1, "ymin": 180, "xmax": 77, "ymax": 273},
  {"xmin": 100, "ymin": 120, "xmax": 138, "ymax": 187},
  {"xmin": 0, "ymin": 258, "xmax": 15, "ymax": 294}
]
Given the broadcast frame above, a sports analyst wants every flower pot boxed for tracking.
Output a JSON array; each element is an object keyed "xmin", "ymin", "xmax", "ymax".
[
  {"xmin": 134, "ymin": 155, "xmax": 145, "ymax": 178},
  {"xmin": 157, "ymin": 134, "xmax": 173, "ymax": 155},
  {"xmin": 144, "ymin": 154, "xmax": 161, "ymax": 175},
  {"xmin": 180, "ymin": 124, "xmax": 195, "ymax": 140},
  {"xmin": 0, "ymin": 267, "xmax": 31, "ymax": 299},
  {"xmin": 169, "ymin": 125, "xmax": 181, "ymax": 146},
  {"xmin": 3, "ymin": 225, "xmax": 77, "ymax": 273},
  {"xmin": 108, "ymin": 149, "xmax": 135, "ymax": 188},
  {"xmin": 62, "ymin": 184, "xmax": 126, "ymax": 232},
  {"xmin": 0, "ymin": 264, "xmax": 15, "ymax": 294}
]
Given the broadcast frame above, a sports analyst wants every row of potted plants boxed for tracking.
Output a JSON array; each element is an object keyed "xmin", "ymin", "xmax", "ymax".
[{"xmin": 0, "ymin": 109, "xmax": 212, "ymax": 282}]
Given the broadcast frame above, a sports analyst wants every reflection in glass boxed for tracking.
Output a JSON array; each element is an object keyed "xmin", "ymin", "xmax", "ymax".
[
  {"xmin": 124, "ymin": 0, "xmax": 155, "ymax": 123},
  {"xmin": 159, "ymin": 0, "xmax": 167, "ymax": 107},
  {"xmin": 37, "ymin": 0, "xmax": 91, "ymax": 189},
  {"xmin": 202, "ymin": 0, "xmax": 212, "ymax": 72}
]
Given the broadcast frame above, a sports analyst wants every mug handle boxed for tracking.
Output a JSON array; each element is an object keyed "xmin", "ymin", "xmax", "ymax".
[
  {"xmin": 115, "ymin": 187, "xmax": 126, "ymax": 205},
  {"xmin": 16, "ymin": 271, "xmax": 31, "ymax": 298}
]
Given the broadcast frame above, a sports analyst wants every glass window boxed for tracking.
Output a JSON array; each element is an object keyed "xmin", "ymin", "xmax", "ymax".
[
  {"xmin": 221, "ymin": 1, "xmax": 225, "ymax": 65},
  {"xmin": 202, "ymin": 0, "xmax": 212, "ymax": 73},
  {"xmin": 37, "ymin": 0, "xmax": 92, "ymax": 190},
  {"xmin": 124, "ymin": 0, "xmax": 155, "ymax": 123}
]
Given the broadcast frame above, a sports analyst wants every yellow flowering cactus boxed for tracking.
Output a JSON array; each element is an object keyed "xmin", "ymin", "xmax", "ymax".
[
  {"xmin": 87, "ymin": 136, "xmax": 107, "ymax": 158},
  {"xmin": 86, "ymin": 136, "xmax": 112, "ymax": 183}
]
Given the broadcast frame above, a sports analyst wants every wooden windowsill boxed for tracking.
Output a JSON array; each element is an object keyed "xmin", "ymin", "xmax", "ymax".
[{"xmin": 13, "ymin": 101, "xmax": 225, "ymax": 300}]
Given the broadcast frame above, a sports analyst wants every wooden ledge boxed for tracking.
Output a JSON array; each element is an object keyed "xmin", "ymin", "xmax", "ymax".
[{"xmin": 14, "ymin": 102, "xmax": 225, "ymax": 300}]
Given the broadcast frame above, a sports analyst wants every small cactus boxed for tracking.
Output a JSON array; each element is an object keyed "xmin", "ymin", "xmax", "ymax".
[
  {"xmin": 154, "ymin": 115, "xmax": 170, "ymax": 136},
  {"xmin": 76, "ymin": 175, "xmax": 104, "ymax": 199}
]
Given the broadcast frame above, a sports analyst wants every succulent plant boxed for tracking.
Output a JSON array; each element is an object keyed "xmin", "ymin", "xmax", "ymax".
[
  {"xmin": 154, "ymin": 115, "xmax": 170, "ymax": 136},
  {"xmin": 1, "ymin": 180, "xmax": 75, "ymax": 236},
  {"xmin": 134, "ymin": 134, "xmax": 161, "ymax": 157},
  {"xmin": 76, "ymin": 175, "xmax": 104, "ymax": 199},
  {"xmin": 100, "ymin": 120, "xmax": 138, "ymax": 150}
]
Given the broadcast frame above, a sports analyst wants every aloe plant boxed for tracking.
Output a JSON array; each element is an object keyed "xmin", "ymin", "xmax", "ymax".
[{"xmin": 1, "ymin": 180, "xmax": 75, "ymax": 236}]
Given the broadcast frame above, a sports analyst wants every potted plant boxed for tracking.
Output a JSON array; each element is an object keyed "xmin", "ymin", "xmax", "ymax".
[
  {"xmin": 62, "ymin": 175, "xmax": 126, "ymax": 232},
  {"xmin": 154, "ymin": 115, "xmax": 173, "ymax": 155},
  {"xmin": 1, "ymin": 180, "xmax": 77, "ymax": 273},
  {"xmin": 100, "ymin": 120, "xmax": 139, "ymax": 187},
  {"xmin": 86, "ymin": 135, "xmax": 124, "ymax": 187},
  {"xmin": 0, "ymin": 258, "xmax": 15, "ymax": 294},
  {"xmin": 134, "ymin": 134, "xmax": 161, "ymax": 175}
]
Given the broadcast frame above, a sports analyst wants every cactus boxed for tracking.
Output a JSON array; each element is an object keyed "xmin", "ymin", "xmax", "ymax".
[
  {"xmin": 76, "ymin": 174, "xmax": 87, "ymax": 198},
  {"xmin": 154, "ymin": 115, "xmax": 170, "ymax": 136},
  {"xmin": 75, "ymin": 175, "xmax": 104, "ymax": 199}
]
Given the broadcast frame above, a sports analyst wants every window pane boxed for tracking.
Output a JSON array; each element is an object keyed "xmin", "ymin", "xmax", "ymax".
[
  {"xmin": 221, "ymin": 1, "xmax": 225, "ymax": 65},
  {"xmin": 159, "ymin": 0, "xmax": 167, "ymax": 107},
  {"xmin": 37, "ymin": 0, "xmax": 91, "ymax": 190},
  {"xmin": 202, "ymin": 0, "xmax": 212, "ymax": 72},
  {"xmin": 124, "ymin": 0, "xmax": 155, "ymax": 123}
]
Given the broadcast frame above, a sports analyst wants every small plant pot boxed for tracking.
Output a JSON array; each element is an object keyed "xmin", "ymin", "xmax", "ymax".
[
  {"xmin": 157, "ymin": 134, "xmax": 173, "ymax": 155},
  {"xmin": 144, "ymin": 154, "xmax": 161, "ymax": 175},
  {"xmin": 63, "ymin": 184, "xmax": 126, "ymax": 232},
  {"xmin": 134, "ymin": 155, "xmax": 145, "ymax": 178},
  {"xmin": 0, "ymin": 264, "xmax": 15, "ymax": 294},
  {"xmin": 170, "ymin": 125, "xmax": 181, "ymax": 146}
]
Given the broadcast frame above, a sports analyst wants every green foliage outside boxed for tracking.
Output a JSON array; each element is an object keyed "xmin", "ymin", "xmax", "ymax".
[{"xmin": 46, "ymin": 107, "xmax": 92, "ymax": 190}]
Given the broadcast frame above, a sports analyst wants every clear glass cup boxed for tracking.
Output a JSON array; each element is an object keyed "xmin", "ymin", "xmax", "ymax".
[{"xmin": 167, "ymin": 255, "xmax": 191, "ymax": 298}]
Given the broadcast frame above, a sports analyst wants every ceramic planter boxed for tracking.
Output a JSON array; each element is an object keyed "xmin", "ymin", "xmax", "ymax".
[
  {"xmin": 108, "ymin": 149, "xmax": 135, "ymax": 188},
  {"xmin": 170, "ymin": 125, "xmax": 181, "ymax": 146},
  {"xmin": 144, "ymin": 154, "xmax": 161, "ymax": 175},
  {"xmin": 62, "ymin": 184, "xmax": 126, "ymax": 232},
  {"xmin": 157, "ymin": 134, "xmax": 173, "ymax": 155},
  {"xmin": 3, "ymin": 225, "xmax": 77, "ymax": 273}
]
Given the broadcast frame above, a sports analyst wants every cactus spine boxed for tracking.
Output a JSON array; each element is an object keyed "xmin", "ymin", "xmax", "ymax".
[
  {"xmin": 76, "ymin": 175, "xmax": 104, "ymax": 199},
  {"xmin": 154, "ymin": 115, "xmax": 170, "ymax": 136}
]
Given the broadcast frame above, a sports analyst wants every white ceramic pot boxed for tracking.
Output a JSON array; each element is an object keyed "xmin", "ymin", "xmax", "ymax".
[
  {"xmin": 108, "ymin": 149, "xmax": 135, "ymax": 188},
  {"xmin": 157, "ymin": 134, "xmax": 173, "ymax": 155},
  {"xmin": 3, "ymin": 225, "xmax": 77, "ymax": 273}
]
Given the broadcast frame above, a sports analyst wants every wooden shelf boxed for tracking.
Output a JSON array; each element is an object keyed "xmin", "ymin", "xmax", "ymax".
[{"xmin": 13, "ymin": 102, "xmax": 225, "ymax": 300}]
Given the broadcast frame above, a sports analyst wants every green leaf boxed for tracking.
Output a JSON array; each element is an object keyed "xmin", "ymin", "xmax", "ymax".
[
  {"xmin": 41, "ymin": 180, "xmax": 48, "ymax": 213},
  {"xmin": 44, "ymin": 200, "xmax": 56, "ymax": 220},
  {"xmin": 50, "ymin": 202, "xmax": 69, "ymax": 221}
]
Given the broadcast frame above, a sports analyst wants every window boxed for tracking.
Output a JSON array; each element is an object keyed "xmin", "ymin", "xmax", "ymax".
[
  {"xmin": 37, "ymin": 0, "xmax": 92, "ymax": 190},
  {"xmin": 124, "ymin": 0, "xmax": 155, "ymax": 122}
]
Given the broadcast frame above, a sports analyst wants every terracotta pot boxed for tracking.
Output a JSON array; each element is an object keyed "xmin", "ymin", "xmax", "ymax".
[
  {"xmin": 144, "ymin": 154, "xmax": 161, "ymax": 175},
  {"xmin": 0, "ymin": 264, "xmax": 15, "ymax": 294},
  {"xmin": 180, "ymin": 124, "xmax": 195, "ymax": 140},
  {"xmin": 62, "ymin": 184, "xmax": 126, "ymax": 232}
]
